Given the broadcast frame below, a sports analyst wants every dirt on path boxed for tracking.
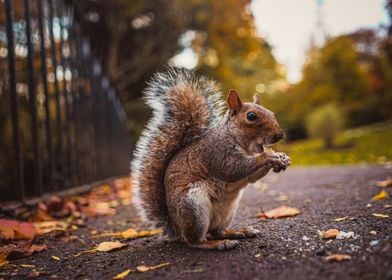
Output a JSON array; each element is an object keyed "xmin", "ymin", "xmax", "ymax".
[{"xmin": 1, "ymin": 165, "xmax": 391, "ymax": 280}]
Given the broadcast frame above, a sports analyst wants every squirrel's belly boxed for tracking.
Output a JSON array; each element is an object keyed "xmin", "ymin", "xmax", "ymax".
[{"xmin": 208, "ymin": 188, "xmax": 243, "ymax": 231}]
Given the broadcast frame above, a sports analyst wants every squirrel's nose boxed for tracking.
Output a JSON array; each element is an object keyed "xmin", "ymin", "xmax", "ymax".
[{"xmin": 273, "ymin": 130, "xmax": 285, "ymax": 143}]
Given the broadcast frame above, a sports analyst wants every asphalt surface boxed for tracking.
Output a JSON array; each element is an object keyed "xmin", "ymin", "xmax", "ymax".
[{"xmin": 1, "ymin": 165, "xmax": 391, "ymax": 280}]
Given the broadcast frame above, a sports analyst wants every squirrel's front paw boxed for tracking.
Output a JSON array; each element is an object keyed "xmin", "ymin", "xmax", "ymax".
[{"xmin": 267, "ymin": 152, "xmax": 290, "ymax": 173}]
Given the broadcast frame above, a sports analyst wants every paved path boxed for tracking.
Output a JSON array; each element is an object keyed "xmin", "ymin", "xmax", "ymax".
[{"xmin": 1, "ymin": 165, "xmax": 391, "ymax": 279}]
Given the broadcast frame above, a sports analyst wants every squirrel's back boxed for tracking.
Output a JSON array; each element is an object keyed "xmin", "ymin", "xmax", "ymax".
[{"xmin": 131, "ymin": 69, "xmax": 224, "ymax": 232}]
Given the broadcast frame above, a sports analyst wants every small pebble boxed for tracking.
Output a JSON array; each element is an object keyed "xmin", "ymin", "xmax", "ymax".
[
  {"xmin": 370, "ymin": 230, "xmax": 377, "ymax": 235},
  {"xmin": 370, "ymin": 240, "xmax": 379, "ymax": 246},
  {"xmin": 302, "ymin": 236, "xmax": 309, "ymax": 241}
]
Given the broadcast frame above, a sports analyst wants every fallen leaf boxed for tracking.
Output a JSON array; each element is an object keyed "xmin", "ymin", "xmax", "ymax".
[
  {"xmin": 113, "ymin": 269, "xmax": 132, "ymax": 279},
  {"xmin": 136, "ymin": 262, "xmax": 170, "ymax": 272},
  {"xmin": 371, "ymin": 190, "xmax": 389, "ymax": 201},
  {"xmin": 0, "ymin": 219, "xmax": 37, "ymax": 240},
  {"xmin": 123, "ymin": 229, "xmax": 161, "ymax": 239},
  {"xmin": 84, "ymin": 202, "xmax": 116, "ymax": 217},
  {"xmin": 51, "ymin": 256, "xmax": 60, "ymax": 261},
  {"xmin": 93, "ymin": 228, "xmax": 161, "ymax": 240},
  {"xmin": 0, "ymin": 251, "xmax": 9, "ymax": 267},
  {"xmin": 372, "ymin": 213, "xmax": 389, "ymax": 218},
  {"xmin": 334, "ymin": 217, "xmax": 348, "ymax": 222},
  {"xmin": 319, "ymin": 229, "xmax": 339, "ymax": 239},
  {"xmin": 376, "ymin": 178, "xmax": 392, "ymax": 187},
  {"xmin": 325, "ymin": 254, "xmax": 351, "ymax": 262},
  {"xmin": 75, "ymin": 241, "xmax": 127, "ymax": 257},
  {"xmin": 257, "ymin": 206, "xmax": 300, "ymax": 219},
  {"xmin": 96, "ymin": 241, "xmax": 126, "ymax": 252},
  {"xmin": 20, "ymin": 264, "xmax": 35, "ymax": 268},
  {"xmin": 0, "ymin": 240, "xmax": 47, "ymax": 263},
  {"xmin": 33, "ymin": 221, "xmax": 69, "ymax": 235}
]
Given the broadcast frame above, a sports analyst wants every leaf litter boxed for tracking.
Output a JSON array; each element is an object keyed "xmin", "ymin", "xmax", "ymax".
[
  {"xmin": 325, "ymin": 254, "xmax": 351, "ymax": 262},
  {"xmin": 112, "ymin": 262, "xmax": 170, "ymax": 279},
  {"xmin": 376, "ymin": 178, "xmax": 392, "ymax": 187},
  {"xmin": 257, "ymin": 206, "xmax": 300, "ymax": 219},
  {"xmin": 371, "ymin": 190, "xmax": 389, "ymax": 201},
  {"xmin": 75, "ymin": 241, "xmax": 127, "ymax": 257},
  {"xmin": 93, "ymin": 228, "xmax": 161, "ymax": 239},
  {"xmin": 136, "ymin": 262, "xmax": 170, "ymax": 272}
]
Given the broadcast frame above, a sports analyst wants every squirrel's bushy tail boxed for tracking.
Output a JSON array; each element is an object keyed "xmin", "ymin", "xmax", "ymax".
[{"xmin": 131, "ymin": 69, "xmax": 224, "ymax": 233}]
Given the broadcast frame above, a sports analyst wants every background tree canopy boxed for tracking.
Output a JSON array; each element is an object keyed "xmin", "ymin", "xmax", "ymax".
[{"xmin": 74, "ymin": 0, "xmax": 392, "ymax": 142}]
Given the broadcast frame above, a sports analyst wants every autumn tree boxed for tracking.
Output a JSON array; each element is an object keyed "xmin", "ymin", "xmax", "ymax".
[{"xmin": 186, "ymin": 0, "xmax": 283, "ymax": 100}]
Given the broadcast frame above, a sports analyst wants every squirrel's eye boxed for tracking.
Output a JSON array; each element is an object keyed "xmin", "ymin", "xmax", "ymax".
[{"xmin": 246, "ymin": 112, "xmax": 257, "ymax": 121}]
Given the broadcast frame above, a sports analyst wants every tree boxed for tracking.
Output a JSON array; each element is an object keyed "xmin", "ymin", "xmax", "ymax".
[
  {"xmin": 186, "ymin": 0, "xmax": 283, "ymax": 99},
  {"xmin": 305, "ymin": 104, "xmax": 345, "ymax": 149},
  {"xmin": 290, "ymin": 36, "xmax": 372, "ymax": 128}
]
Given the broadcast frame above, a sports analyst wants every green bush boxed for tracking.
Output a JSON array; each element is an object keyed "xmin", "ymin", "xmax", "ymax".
[{"xmin": 305, "ymin": 104, "xmax": 345, "ymax": 149}]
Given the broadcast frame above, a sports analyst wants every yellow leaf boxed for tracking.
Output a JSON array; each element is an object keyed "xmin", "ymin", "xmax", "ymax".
[
  {"xmin": 20, "ymin": 264, "xmax": 35, "ymax": 268},
  {"xmin": 372, "ymin": 213, "xmax": 389, "ymax": 218},
  {"xmin": 51, "ymin": 256, "xmax": 60, "ymax": 261},
  {"xmin": 371, "ymin": 190, "xmax": 389, "ymax": 201},
  {"xmin": 325, "ymin": 254, "xmax": 351, "ymax": 262},
  {"xmin": 74, "ymin": 241, "xmax": 126, "ymax": 257},
  {"xmin": 124, "ymin": 229, "xmax": 161, "ymax": 239},
  {"xmin": 96, "ymin": 241, "xmax": 127, "ymax": 252},
  {"xmin": 319, "ymin": 229, "xmax": 340, "ymax": 239},
  {"xmin": 376, "ymin": 178, "xmax": 392, "ymax": 187},
  {"xmin": 334, "ymin": 217, "xmax": 348, "ymax": 222},
  {"xmin": 93, "ymin": 228, "xmax": 161, "ymax": 240},
  {"xmin": 136, "ymin": 262, "xmax": 170, "ymax": 273},
  {"xmin": 0, "ymin": 251, "xmax": 9, "ymax": 267},
  {"xmin": 113, "ymin": 269, "xmax": 132, "ymax": 279},
  {"xmin": 120, "ymin": 228, "xmax": 138, "ymax": 239},
  {"xmin": 74, "ymin": 249, "xmax": 97, "ymax": 257},
  {"xmin": 257, "ymin": 206, "xmax": 300, "ymax": 219},
  {"xmin": 33, "ymin": 221, "xmax": 69, "ymax": 235}
]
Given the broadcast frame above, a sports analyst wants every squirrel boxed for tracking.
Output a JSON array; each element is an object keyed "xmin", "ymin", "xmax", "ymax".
[{"xmin": 131, "ymin": 69, "xmax": 290, "ymax": 250}]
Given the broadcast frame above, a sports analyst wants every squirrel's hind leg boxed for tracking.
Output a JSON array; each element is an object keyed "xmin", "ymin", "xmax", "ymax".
[{"xmin": 171, "ymin": 182, "xmax": 239, "ymax": 250}]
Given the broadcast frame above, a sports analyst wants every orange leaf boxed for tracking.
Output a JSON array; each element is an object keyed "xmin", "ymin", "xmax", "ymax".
[
  {"xmin": 33, "ymin": 221, "xmax": 69, "ymax": 235},
  {"xmin": 376, "ymin": 178, "xmax": 392, "ymax": 187},
  {"xmin": 325, "ymin": 254, "xmax": 351, "ymax": 262},
  {"xmin": 257, "ymin": 206, "xmax": 300, "ymax": 219},
  {"xmin": 319, "ymin": 229, "xmax": 339, "ymax": 239},
  {"xmin": 0, "ymin": 219, "xmax": 37, "ymax": 240}
]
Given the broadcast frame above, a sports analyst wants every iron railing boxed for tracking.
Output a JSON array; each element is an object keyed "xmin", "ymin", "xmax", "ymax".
[{"xmin": 0, "ymin": 0, "xmax": 131, "ymax": 202}]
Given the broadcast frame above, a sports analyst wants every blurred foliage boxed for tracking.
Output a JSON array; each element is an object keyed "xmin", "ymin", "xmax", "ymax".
[
  {"xmin": 305, "ymin": 104, "xmax": 345, "ymax": 149},
  {"xmin": 280, "ymin": 121, "xmax": 392, "ymax": 165},
  {"xmin": 76, "ymin": 0, "xmax": 392, "ymax": 143},
  {"xmin": 265, "ymin": 30, "xmax": 392, "ymax": 140},
  {"xmin": 76, "ymin": 0, "xmax": 281, "ymax": 137},
  {"xmin": 186, "ymin": 0, "xmax": 282, "ymax": 99}
]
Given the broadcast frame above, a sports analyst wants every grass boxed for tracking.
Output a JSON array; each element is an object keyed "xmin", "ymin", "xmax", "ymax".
[{"xmin": 279, "ymin": 121, "xmax": 392, "ymax": 166}]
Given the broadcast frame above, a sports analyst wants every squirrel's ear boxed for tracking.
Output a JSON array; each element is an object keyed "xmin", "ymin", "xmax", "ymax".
[
  {"xmin": 227, "ymin": 89, "xmax": 242, "ymax": 114},
  {"xmin": 253, "ymin": 94, "xmax": 260, "ymax": 105}
]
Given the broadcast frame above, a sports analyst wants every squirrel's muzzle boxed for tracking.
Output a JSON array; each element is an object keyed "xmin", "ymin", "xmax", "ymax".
[{"xmin": 273, "ymin": 130, "xmax": 285, "ymax": 143}]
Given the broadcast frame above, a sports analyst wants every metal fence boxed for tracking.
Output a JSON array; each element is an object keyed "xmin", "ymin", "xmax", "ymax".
[{"xmin": 0, "ymin": 0, "xmax": 131, "ymax": 202}]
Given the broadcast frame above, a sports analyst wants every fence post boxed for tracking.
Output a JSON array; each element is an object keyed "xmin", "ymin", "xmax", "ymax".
[
  {"xmin": 24, "ymin": 0, "xmax": 43, "ymax": 196},
  {"xmin": 5, "ymin": 0, "xmax": 24, "ymax": 200}
]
